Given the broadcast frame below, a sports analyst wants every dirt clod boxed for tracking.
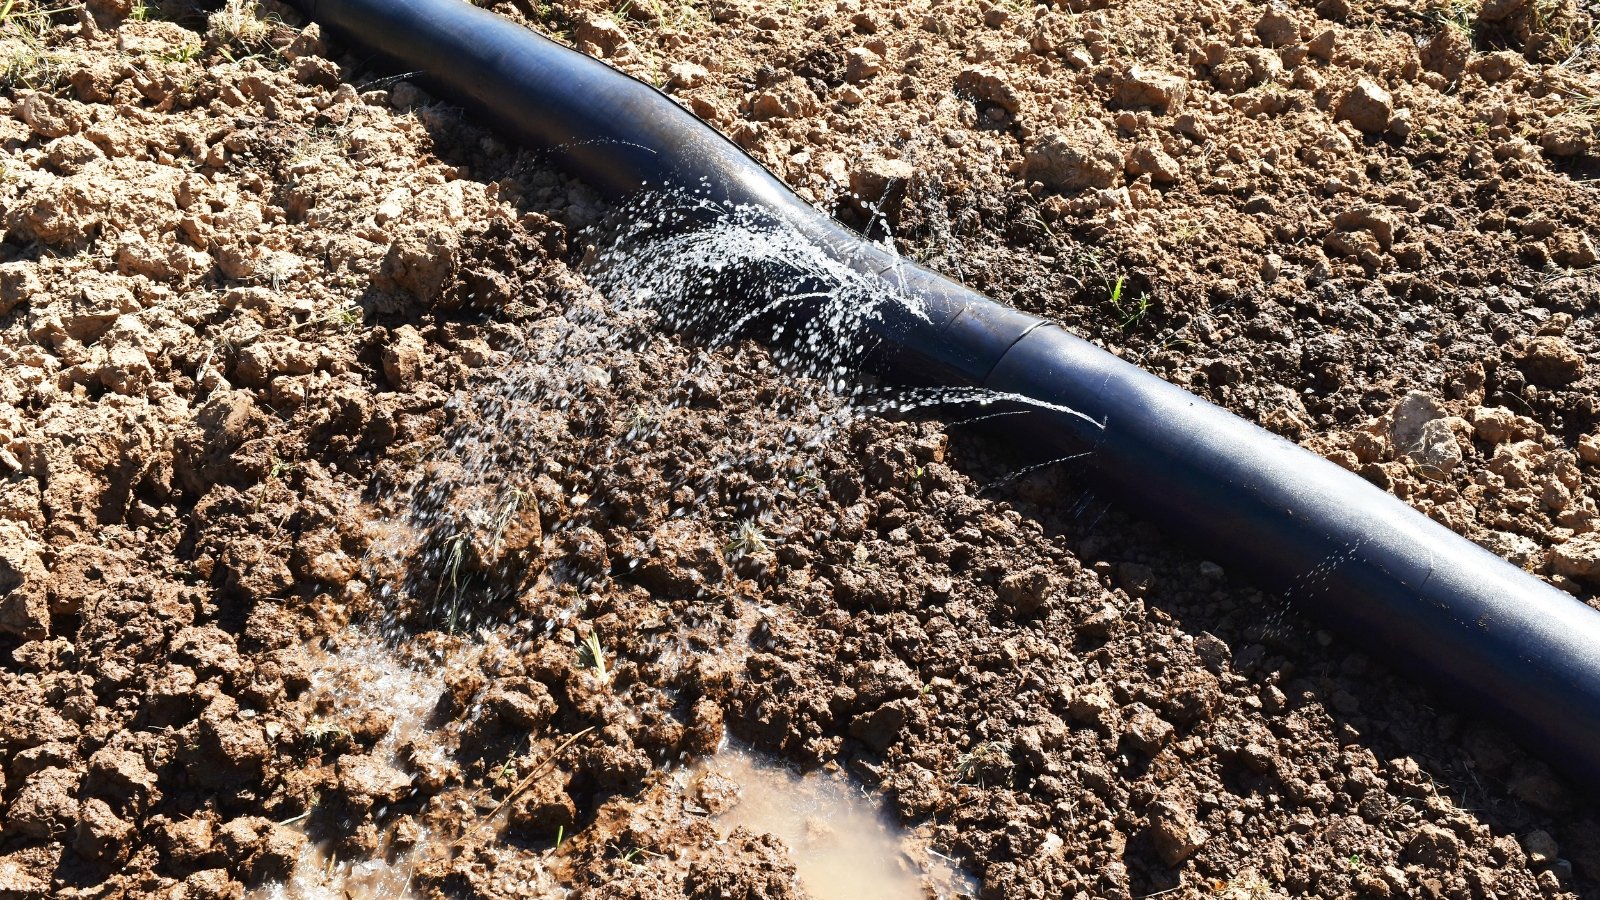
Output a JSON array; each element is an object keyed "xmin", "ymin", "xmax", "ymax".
[
  {"xmin": 1024, "ymin": 121, "xmax": 1123, "ymax": 192},
  {"xmin": 1336, "ymin": 79, "xmax": 1394, "ymax": 134}
]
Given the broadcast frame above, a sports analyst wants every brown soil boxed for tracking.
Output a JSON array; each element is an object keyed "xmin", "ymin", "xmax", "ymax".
[{"xmin": 2, "ymin": 0, "xmax": 1599, "ymax": 899}]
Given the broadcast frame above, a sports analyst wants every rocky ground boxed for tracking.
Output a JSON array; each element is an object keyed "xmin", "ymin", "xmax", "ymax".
[{"xmin": 2, "ymin": 0, "xmax": 1599, "ymax": 898}]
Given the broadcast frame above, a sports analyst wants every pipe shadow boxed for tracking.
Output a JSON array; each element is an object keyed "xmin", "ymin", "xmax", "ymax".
[{"xmin": 943, "ymin": 427, "xmax": 1598, "ymax": 893}]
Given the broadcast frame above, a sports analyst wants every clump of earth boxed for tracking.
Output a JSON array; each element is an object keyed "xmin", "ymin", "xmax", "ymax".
[{"xmin": 1, "ymin": 0, "xmax": 1598, "ymax": 898}]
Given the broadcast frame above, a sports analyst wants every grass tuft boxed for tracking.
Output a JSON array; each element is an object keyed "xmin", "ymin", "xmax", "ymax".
[
  {"xmin": 0, "ymin": 1, "xmax": 71, "ymax": 89},
  {"xmin": 207, "ymin": 0, "xmax": 271, "ymax": 50},
  {"xmin": 578, "ymin": 629, "xmax": 609, "ymax": 682},
  {"xmin": 724, "ymin": 518, "xmax": 770, "ymax": 556}
]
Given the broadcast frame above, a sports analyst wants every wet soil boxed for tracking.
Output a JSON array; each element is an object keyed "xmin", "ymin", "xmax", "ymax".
[{"xmin": 2, "ymin": 0, "xmax": 1600, "ymax": 898}]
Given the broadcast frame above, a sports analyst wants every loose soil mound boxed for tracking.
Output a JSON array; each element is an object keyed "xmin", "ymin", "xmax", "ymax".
[{"xmin": 1, "ymin": 0, "xmax": 1598, "ymax": 898}]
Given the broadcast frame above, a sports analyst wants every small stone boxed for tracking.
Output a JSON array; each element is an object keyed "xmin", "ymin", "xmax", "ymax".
[
  {"xmin": 1164, "ymin": 669, "xmax": 1221, "ymax": 724},
  {"xmin": 282, "ymin": 23, "xmax": 325, "ymax": 60},
  {"xmin": 1406, "ymin": 824, "xmax": 1462, "ymax": 869},
  {"xmin": 19, "ymin": 92, "xmax": 87, "ymax": 139},
  {"xmin": 335, "ymin": 753, "xmax": 414, "ymax": 808},
  {"xmin": 1148, "ymin": 801, "xmax": 1208, "ymax": 865},
  {"xmin": 69, "ymin": 278, "xmax": 140, "ymax": 342},
  {"xmin": 1578, "ymin": 434, "xmax": 1600, "ymax": 465},
  {"xmin": 1411, "ymin": 418, "xmax": 1463, "ymax": 474},
  {"xmin": 1355, "ymin": 870, "xmax": 1392, "ymax": 896},
  {"xmin": 1336, "ymin": 79, "xmax": 1393, "ymax": 134},
  {"xmin": 73, "ymin": 798, "xmax": 133, "ymax": 863},
  {"xmin": 171, "ymin": 625, "xmax": 241, "ymax": 679},
  {"xmin": 1471, "ymin": 406, "xmax": 1521, "ymax": 444},
  {"xmin": 849, "ymin": 699, "xmax": 911, "ymax": 751},
  {"xmin": 1116, "ymin": 66, "xmax": 1187, "ymax": 114},
  {"xmin": 844, "ymin": 47, "xmax": 882, "ymax": 83},
  {"xmin": 1075, "ymin": 602, "xmax": 1122, "ymax": 639},
  {"xmin": 199, "ymin": 698, "xmax": 270, "ymax": 772},
  {"xmin": 1388, "ymin": 109, "xmax": 1413, "ymax": 140},
  {"xmin": 850, "ymin": 658, "xmax": 918, "ymax": 707},
  {"xmin": 1335, "ymin": 205, "xmax": 1401, "ymax": 250},
  {"xmin": 43, "ymin": 134, "xmax": 102, "ymax": 175},
  {"xmin": 693, "ymin": 770, "xmax": 742, "ymax": 814},
  {"xmin": 1068, "ymin": 685, "xmax": 1118, "ymax": 730},
  {"xmin": 182, "ymin": 868, "xmax": 243, "ymax": 900},
  {"xmin": 1540, "ymin": 122, "xmax": 1588, "ymax": 157},
  {"xmin": 1213, "ymin": 48, "xmax": 1282, "ymax": 92},
  {"xmin": 1469, "ymin": 50, "xmax": 1523, "ymax": 83},
  {"xmin": 1389, "ymin": 391, "xmax": 1446, "ymax": 452},
  {"xmin": 1240, "ymin": 742, "xmax": 1275, "ymax": 773},
  {"xmin": 1523, "ymin": 830, "xmax": 1559, "ymax": 866},
  {"xmin": 7, "ymin": 766, "xmax": 81, "ymax": 840},
  {"xmin": 1477, "ymin": 529, "xmax": 1542, "ymax": 568},
  {"xmin": 954, "ymin": 67, "xmax": 1020, "ymax": 114},
  {"xmin": 1175, "ymin": 113, "xmax": 1208, "ymax": 141},
  {"xmin": 486, "ymin": 681, "xmax": 556, "ymax": 730},
  {"xmin": 1520, "ymin": 336, "xmax": 1586, "ymax": 386},
  {"xmin": 573, "ymin": 16, "xmax": 630, "ymax": 56},
  {"xmin": 997, "ymin": 567, "xmax": 1057, "ymax": 617},
  {"xmin": 1308, "ymin": 28, "xmax": 1336, "ymax": 61},
  {"xmin": 86, "ymin": 746, "xmax": 158, "ymax": 807},
  {"xmin": 1261, "ymin": 684, "xmax": 1287, "ymax": 713},
  {"xmin": 1123, "ymin": 704, "xmax": 1174, "ymax": 754},
  {"xmin": 100, "ymin": 344, "xmax": 153, "ymax": 396},
  {"xmin": 848, "ymin": 156, "xmax": 913, "ymax": 212},
  {"xmin": 1316, "ymin": 0, "xmax": 1351, "ymax": 19},
  {"xmin": 1551, "ymin": 231, "xmax": 1598, "ymax": 268},
  {"xmin": 1422, "ymin": 26, "xmax": 1471, "ymax": 80},
  {"xmin": 1256, "ymin": 9, "xmax": 1299, "ymax": 47},
  {"xmin": 749, "ymin": 77, "xmax": 818, "ymax": 120},
  {"xmin": 246, "ymin": 823, "xmax": 301, "ymax": 883},
  {"xmin": 686, "ymin": 698, "xmax": 724, "ymax": 755},
  {"xmin": 668, "ymin": 61, "xmax": 709, "ymax": 90},
  {"xmin": 1550, "ymin": 534, "xmax": 1600, "ymax": 585},
  {"xmin": 381, "ymin": 324, "xmax": 427, "ymax": 391},
  {"xmin": 389, "ymin": 81, "xmax": 423, "ymax": 109},
  {"xmin": 294, "ymin": 56, "xmax": 340, "ymax": 88},
  {"xmin": 0, "ymin": 262, "xmax": 41, "ymax": 316},
  {"xmin": 160, "ymin": 816, "xmax": 216, "ymax": 867},
  {"xmin": 505, "ymin": 776, "xmax": 575, "ymax": 838},
  {"xmin": 1116, "ymin": 562, "xmax": 1154, "ymax": 597},
  {"xmin": 1126, "ymin": 145, "xmax": 1181, "ymax": 184}
]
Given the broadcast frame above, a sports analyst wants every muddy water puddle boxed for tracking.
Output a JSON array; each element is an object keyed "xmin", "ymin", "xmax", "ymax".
[
  {"xmin": 689, "ymin": 745, "xmax": 978, "ymax": 900},
  {"xmin": 252, "ymin": 840, "xmax": 429, "ymax": 900}
]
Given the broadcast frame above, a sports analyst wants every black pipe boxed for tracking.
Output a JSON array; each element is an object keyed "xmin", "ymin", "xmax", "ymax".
[{"xmin": 296, "ymin": 0, "xmax": 1600, "ymax": 785}]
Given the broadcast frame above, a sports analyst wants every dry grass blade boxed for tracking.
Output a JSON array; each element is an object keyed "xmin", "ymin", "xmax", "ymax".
[
  {"xmin": 465, "ymin": 726, "xmax": 597, "ymax": 845},
  {"xmin": 0, "ymin": 0, "xmax": 73, "ymax": 88}
]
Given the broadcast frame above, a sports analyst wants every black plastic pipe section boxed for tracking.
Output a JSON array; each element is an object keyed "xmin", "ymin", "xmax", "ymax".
[{"xmin": 296, "ymin": 0, "xmax": 1600, "ymax": 785}]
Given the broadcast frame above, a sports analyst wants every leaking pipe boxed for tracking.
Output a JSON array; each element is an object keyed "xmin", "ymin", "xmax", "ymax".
[{"xmin": 294, "ymin": 0, "xmax": 1600, "ymax": 785}]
